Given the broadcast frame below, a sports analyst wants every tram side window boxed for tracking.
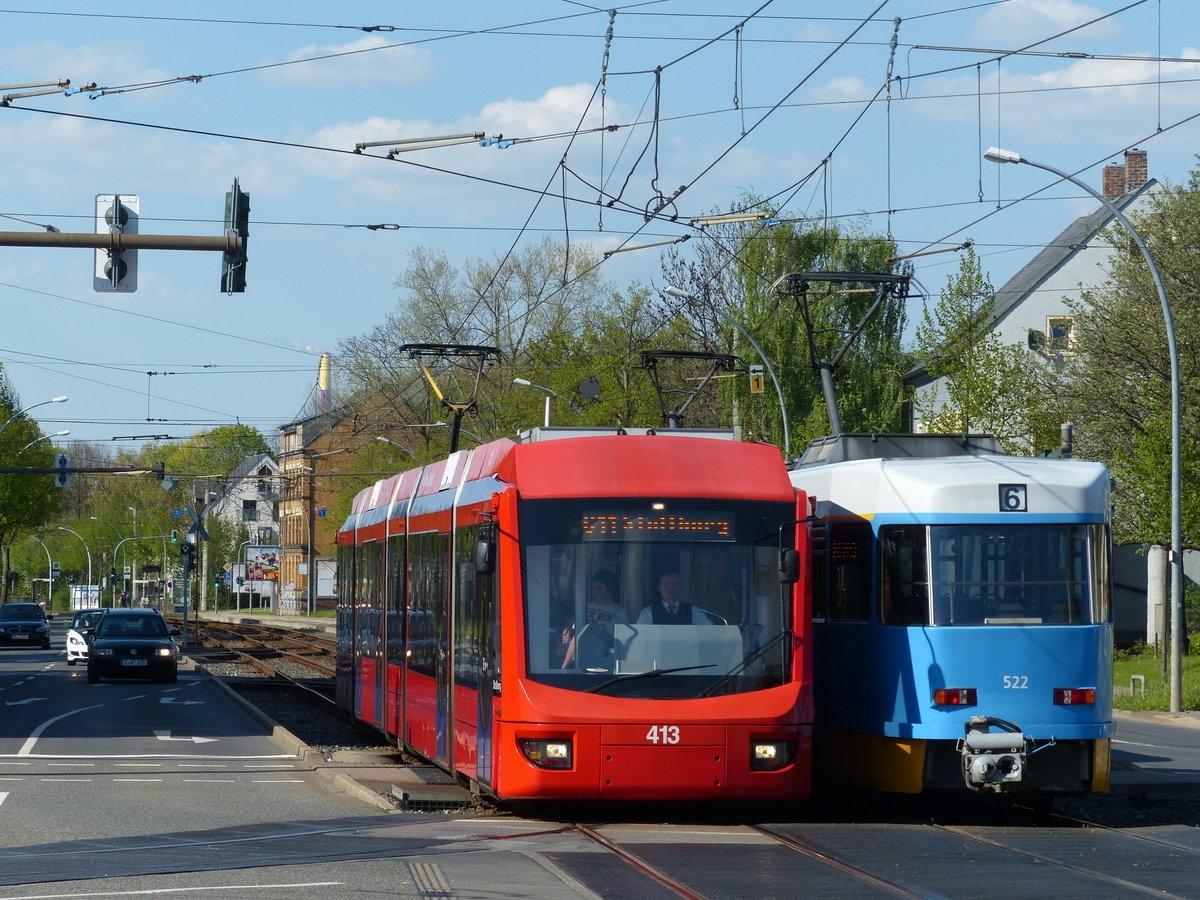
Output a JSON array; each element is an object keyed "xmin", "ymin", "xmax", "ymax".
[
  {"xmin": 357, "ymin": 541, "xmax": 382, "ymax": 662},
  {"xmin": 879, "ymin": 525, "xmax": 930, "ymax": 625},
  {"xmin": 453, "ymin": 525, "xmax": 483, "ymax": 690},
  {"xmin": 810, "ymin": 522, "xmax": 828, "ymax": 621},
  {"xmin": 829, "ymin": 523, "xmax": 871, "ymax": 622},
  {"xmin": 336, "ymin": 544, "xmax": 354, "ymax": 662},
  {"xmin": 408, "ymin": 532, "xmax": 447, "ymax": 677},
  {"xmin": 386, "ymin": 534, "xmax": 406, "ymax": 667}
]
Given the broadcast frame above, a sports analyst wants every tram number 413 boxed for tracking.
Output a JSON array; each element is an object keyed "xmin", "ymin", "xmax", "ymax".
[{"xmin": 646, "ymin": 725, "xmax": 681, "ymax": 744}]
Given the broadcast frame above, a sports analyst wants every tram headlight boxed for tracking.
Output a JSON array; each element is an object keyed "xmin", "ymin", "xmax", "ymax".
[
  {"xmin": 750, "ymin": 740, "xmax": 796, "ymax": 771},
  {"xmin": 519, "ymin": 738, "xmax": 573, "ymax": 770}
]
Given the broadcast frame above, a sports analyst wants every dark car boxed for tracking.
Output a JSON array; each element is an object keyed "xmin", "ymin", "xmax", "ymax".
[
  {"xmin": 0, "ymin": 602, "xmax": 51, "ymax": 649},
  {"xmin": 86, "ymin": 608, "xmax": 179, "ymax": 683}
]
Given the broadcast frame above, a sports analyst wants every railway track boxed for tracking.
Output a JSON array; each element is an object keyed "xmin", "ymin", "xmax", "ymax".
[
  {"xmin": 549, "ymin": 811, "xmax": 1200, "ymax": 900},
  {"xmin": 168, "ymin": 616, "xmax": 336, "ymax": 682}
]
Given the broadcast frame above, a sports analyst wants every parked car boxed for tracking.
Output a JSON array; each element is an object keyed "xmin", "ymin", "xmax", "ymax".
[
  {"xmin": 0, "ymin": 602, "xmax": 52, "ymax": 649},
  {"xmin": 86, "ymin": 608, "xmax": 179, "ymax": 683},
  {"xmin": 66, "ymin": 607, "xmax": 105, "ymax": 665}
]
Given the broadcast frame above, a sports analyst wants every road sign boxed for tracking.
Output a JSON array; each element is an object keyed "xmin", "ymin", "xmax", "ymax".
[
  {"xmin": 749, "ymin": 364, "xmax": 765, "ymax": 394},
  {"xmin": 222, "ymin": 563, "xmax": 232, "ymax": 572}
]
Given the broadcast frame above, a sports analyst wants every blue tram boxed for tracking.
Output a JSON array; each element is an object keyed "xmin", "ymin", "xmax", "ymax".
[{"xmin": 790, "ymin": 433, "xmax": 1112, "ymax": 797}]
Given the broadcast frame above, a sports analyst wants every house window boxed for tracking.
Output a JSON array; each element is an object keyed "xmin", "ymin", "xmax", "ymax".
[
  {"xmin": 1047, "ymin": 316, "xmax": 1076, "ymax": 356},
  {"xmin": 243, "ymin": 499, "xmax": 258, "ymax": 522}
]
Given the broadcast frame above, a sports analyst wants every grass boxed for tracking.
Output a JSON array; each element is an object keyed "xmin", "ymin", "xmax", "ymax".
[{"xmin": 1113, "ymin": 649, "xmax": 1200, "ymax": 711}]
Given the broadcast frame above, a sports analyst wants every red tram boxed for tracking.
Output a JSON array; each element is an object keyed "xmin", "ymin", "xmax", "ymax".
[{"xmin": 334, "ymin": 428, "xmax": 813, "ymax": 801}]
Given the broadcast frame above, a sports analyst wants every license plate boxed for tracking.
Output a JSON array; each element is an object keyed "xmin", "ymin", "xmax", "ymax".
[
  {"xmin": 11, "ymin": 634, "xmax": 28, "ymax": 640},
  {"xmin": 120, "ymin": 659, "xmax": 148, "ymax": 666}
]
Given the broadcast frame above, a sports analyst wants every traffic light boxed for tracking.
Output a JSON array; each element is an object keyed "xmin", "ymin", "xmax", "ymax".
[
  {"xmin": 4, "ymin": 570, "xmax": 18, "ymax": 586},
  {"xmin": 110, "ymin": 568, "xmax": 118, "ymax": 582},
  {"xmin": 220, "ymin": 178, "xmax": 249, "ymax": 292},
  {"xmin": 170, "ymin": 529, "xmax": 179, "ymax": 543},
  {"xmin": 94, "ymin": 194, "xmax": 138, "ymax": 292},
  {"xmin": 68, "ymin": 574, "xmax": 76, "ymax": 584}
]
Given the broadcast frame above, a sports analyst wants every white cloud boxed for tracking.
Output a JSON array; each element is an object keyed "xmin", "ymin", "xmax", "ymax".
[
  {"xmin": 972, "ymin": 0, "xmax": 1123, "ymax": 45},
  {"xmin": 262, "ymin": 36, "xmax": 435, "ymax": 90}
]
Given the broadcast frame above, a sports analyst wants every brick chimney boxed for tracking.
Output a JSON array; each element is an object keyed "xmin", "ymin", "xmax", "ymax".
[
  {"xmin": 1103, "ymin": 149, "xmax": 1149, "ymax": 198},
  {"xmin": 1123, "ymin": 148, "xmax": 1148, "ymax": 193}
]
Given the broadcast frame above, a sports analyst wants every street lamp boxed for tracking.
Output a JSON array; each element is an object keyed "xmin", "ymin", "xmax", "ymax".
[
  {"xmin": 19, "ymin": 430, "xmax": 69, "ymax": 453},
  {"xmin": 0, "ymin": 395, "xmax": 67, "ymax": 438},
  {"xmin": 57, "ymin": 526, "xmax": 93, "ymax": 600},
  {"xmin": 376, "ymin": 435, "xmax": 419, "ymax": 463},
  {"xmin": 90, "ymin": 517, "xmax": 123, "ymax": 606},
  {"xmin": 985, "ymin": 145, "xmax": 1183, "ymax": 712},
  {"xmin": 664, "ymin": 285, "xmax": 791, "ymax": 459},
  {"xmin": 26, "ymin": 535, "xmax": 53, "ymax": 605},
  {"xmin": 512, "ymin": 378, "xmax": 557, "ymax": 428}
]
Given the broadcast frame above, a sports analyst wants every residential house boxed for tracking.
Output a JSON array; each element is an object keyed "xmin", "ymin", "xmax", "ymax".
[
  {"xmin": 906, "ymin": 149, "xmax": 1157, "ymax": 430},
  {"xmin": 277, "ymin": 408, "xmax": 359, "ymax": 613},
  {"xmin": 200, "ymin": 452, "xmax": 280, "ymax": 607}
]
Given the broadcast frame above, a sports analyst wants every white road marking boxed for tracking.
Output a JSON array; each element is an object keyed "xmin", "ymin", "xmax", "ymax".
[
  {"xmin": 5, "ymin": 697, "xmax": 46, "ymax": 706},
  {"xmin": 153, "ymin": 731, "xmax": 218, "ymax": 744},
  {"xmin": 40, "ymin": 778, "xmax": 92, "ymax": 782},
  {"xmin": 116, "ymin": 762, "xmax": 163, "ymax": 767},
  {"xmin": 244, "ymin": 764, "xmax": 295, "ymax": 769},
  {"xmin": 0, "ymin": 792, "xmax": 6, "ymax": 805},
  {"xmin": 114, "ymin": 778, "xmax": 164, "ymax": 782},
  {"xmin": 252, "ymin": 779, "xmax": 305, "ymax": 783},
  {"xmin": 159, "ymin": 697, "xmax": 204, "ymax": 705},
  {"xmin": 4, "ymin": 881, "xmax": 341, "ymax": 898},
  {"xmin": 182, "ymin": 778, "xmax": 237, "ymax": 783},
  {"xmin": 17, "ymin": 705, "xmax": 104, "ymax": 756},
  {"xmin": 124, "ymin": 694, "xmax": 149, "ymax": 701},
  {"xmin": 48, "ymin": 762, "xmax": 93, "ymax": 767}
]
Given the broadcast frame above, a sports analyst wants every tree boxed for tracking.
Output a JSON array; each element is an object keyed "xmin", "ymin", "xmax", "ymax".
[
  {"xmin": 1055, "ymin": 167, "xmax": 1200, "ymax": 549},
  {"xmin": 911, "ymin": 247, "xmax": 1048, "ymax": 453},
  {"xmin": 662, "ymin": 210, "xmax": 913, "ymax": 451},
  {"xmin": 0, "ymin": 368, "xmax": 63, "ymax": 602}
]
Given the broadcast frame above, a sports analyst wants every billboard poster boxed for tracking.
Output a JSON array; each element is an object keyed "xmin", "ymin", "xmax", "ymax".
[
  {"xmin": 316, "ymin": 557, "xmax": 337, "ymax": 599},
  {"xmin": 246, "ymin": 546, "xmax": 279, "ymax": 582}
]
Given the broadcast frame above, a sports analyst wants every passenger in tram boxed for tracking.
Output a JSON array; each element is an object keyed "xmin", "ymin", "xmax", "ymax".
[
  {"xmin": 561, "ymin": 570, "xmax": 629, "ymax": 669},
  {"xmin": 636, "ymin": 571, "xmax": 718, "ymax": 625}
]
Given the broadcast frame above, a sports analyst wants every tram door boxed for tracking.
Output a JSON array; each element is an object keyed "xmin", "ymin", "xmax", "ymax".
[
  {"xmin": 433, "ymin": 530, "xmax": 452, "ymax": 765},
  {"xmin": 357, "ymin": 540, "xmax": 383, "ymax": 728},
  {"xmin": 452, "ymin": 523, "xmax": 497, "ymax": 787}
]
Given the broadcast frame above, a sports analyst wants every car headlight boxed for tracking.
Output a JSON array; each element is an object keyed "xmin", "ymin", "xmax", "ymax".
[
  {"xmin": 35, "ymin": 625, "xmax": 47, "ymax": 633},
  {"xmin": 95, "ymin": 648, "xmax": 113, "ymax": 657},
  {"xmin": 156, "ymin": 647, "xmax": 174, "ymax": 657},
  {"xmin": 68, "ymin": 635, "xmax": 84, "ymax": 647}
]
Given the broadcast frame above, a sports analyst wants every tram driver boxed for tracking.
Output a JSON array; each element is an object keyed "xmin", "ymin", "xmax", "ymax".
[
  {"xmin": 560, "ymin": 570, "xmax": 630, "ymax": 669},
  {"xmin": 637, "ymin": 571, "xmax": 719, "ymax": 625}
]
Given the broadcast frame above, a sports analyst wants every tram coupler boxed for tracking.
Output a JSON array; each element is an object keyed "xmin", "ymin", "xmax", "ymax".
[{"xmin": 958, "ymin": 716, "xmax": 1029, "ymax": 793}]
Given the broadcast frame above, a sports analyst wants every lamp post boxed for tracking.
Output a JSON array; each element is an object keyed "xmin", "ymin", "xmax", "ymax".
[
  {"xmin": 664, "ymin": 285, "xmax": 791, "ymax": 459},
  {"xmin": 90, "ymin": 517, "xmax": 123, "ymax": 606},
  {"xmin": 57, "ymin": 526, "xmax": 92, "ymax": 602},
  {"xmin": 376, "ymin": 435, "xmax": 419, "ymax": 463},
  {"xmin": 19, "ymin": 430, "xmax": 69, "ymax": 452},
  {"xmin": 128, "ymin": 506, "xmax": 139, "ymax": 605},
  {"xmin": 985, "ymin": 146, "xmax": 1183, "ymax": 712},
  {"xmin": 0, "ymin": 395, "xmax": 67, "ymax": 439},
  {"xmin": 512, "ymin": 378, "xmax": 557, "ymax": 427},
  {"xmin": 27, "ymin": 535, "xmax": 53, "ymax": 605}
]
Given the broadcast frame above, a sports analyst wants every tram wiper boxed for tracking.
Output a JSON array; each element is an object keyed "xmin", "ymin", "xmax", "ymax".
[
  {"xmin": 585, "ymin": 664, "xmax": 716, "ymax": 694},
  {"xmin": 695, "ymin": 630, "xmax": 790, "ymax": 698}
]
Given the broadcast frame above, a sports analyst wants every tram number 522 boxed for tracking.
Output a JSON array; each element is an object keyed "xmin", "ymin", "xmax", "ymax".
[{"xmin": 646, "ymin": 725, "xmax": 681, "ymax": 744}]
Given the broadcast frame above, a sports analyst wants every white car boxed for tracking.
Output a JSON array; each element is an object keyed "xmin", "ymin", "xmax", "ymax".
[{"xmin": 66, "ymin": 608, "xmax": 105, "ymax": 666}]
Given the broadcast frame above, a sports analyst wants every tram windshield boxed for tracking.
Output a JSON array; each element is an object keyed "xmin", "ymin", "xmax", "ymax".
[
  {"xmin": 520, "ymin": 497, "xmax": 794, "ymax": 698},
  {"xmin": 879, "ymin": 523, "xmax": 1108, "ymax": 626}
]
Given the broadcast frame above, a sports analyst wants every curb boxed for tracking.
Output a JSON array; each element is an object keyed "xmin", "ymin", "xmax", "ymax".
[{"xmin": 191, "ymin": 662, "xmax": 397, "ymax": 812}]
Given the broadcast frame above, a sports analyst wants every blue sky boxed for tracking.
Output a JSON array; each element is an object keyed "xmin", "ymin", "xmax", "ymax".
[{"xmin": 1, "ymin": 0, "xmax": 1198, "ymax": 448}]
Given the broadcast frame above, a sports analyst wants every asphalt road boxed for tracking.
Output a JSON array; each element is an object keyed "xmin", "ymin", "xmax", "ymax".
[{"xmin": 2, "ymin": 617, "xmax": 1198, "ymax": 900}]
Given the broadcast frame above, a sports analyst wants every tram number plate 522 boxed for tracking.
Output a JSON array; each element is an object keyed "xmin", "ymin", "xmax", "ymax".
[{"xmin": 646, "ymin": 725, "xmax": 681, "ymax": 744}]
